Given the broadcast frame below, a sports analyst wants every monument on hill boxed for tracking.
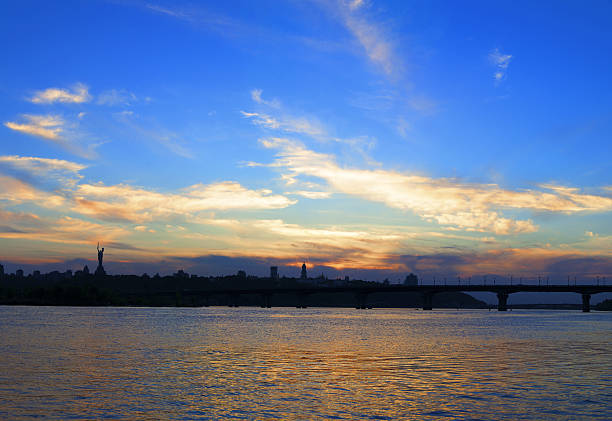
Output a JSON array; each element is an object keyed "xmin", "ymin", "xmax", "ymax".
[{"xmin": 95, "ymin": 242, "xmax": 106, "ymax": 276}]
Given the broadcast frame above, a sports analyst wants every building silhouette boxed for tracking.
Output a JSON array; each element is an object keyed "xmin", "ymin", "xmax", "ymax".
[
  {"xmin": 301, "ymin": 262, "xmax": 307, "ymax": 279},
  {"xmin": 404, "ymin": 273, "xmax": 418, "ymax": 286},
  {"xmin": 270, "ymin": 266, "xmax": 279, "ymax": 280}
]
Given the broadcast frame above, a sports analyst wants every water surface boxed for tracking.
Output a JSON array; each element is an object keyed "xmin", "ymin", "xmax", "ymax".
[{"xmin": 0, "ymin": 306, "xmax": 610, "ymax": 419}]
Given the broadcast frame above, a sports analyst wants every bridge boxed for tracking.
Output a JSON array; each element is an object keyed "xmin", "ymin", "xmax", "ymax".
[{"xmin": 155, "ymin": 284, "xmax": 612, "ymax": 312}]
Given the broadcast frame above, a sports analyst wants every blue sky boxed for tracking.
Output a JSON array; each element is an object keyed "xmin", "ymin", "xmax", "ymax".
[{"xmin": 1, "ymin": 0, "xmax": 612, "ymax": 284}]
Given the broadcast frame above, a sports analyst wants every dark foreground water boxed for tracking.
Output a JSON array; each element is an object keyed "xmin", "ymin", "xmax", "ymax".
[{"xmin": 0, "ymin": 306, "xmax": 610, "ymax": 420}]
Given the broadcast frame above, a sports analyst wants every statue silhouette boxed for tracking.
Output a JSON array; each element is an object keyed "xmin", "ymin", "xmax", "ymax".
[
  {"xmin": 97, "ymin": 243, "xmax": 104, "ymax": 267},
  {"xmin": 95, "ymin": 242, "xmax": 106, "ymax": 276}
]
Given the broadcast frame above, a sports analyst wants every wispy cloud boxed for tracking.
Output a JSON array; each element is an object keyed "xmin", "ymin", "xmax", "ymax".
[
  {"xmin": 259, "ymin": 138, "xmax": 612, "ymax": 235},
  {"xmin": 143, "ymin": 2, "xmax": 246, "ymax": 37},
  {"xmin": 114, "ymin": 111, "xmax": 193, "ymax": 158},
  {"xmin": 333, "ymin": 0, "xmax": 399, "ymax": 76},
  {"xmin": 145, "ymin": 3, "xmax": 191, "ymax": 20},
  {"xmin": 489, "ymin": 48, "xmax": 512, "ymax": 83},
  {"xmin": 29, "ymin": 83, "xmax": 91, "ymax": 104},
  {"xmin": 0, "ymin": 155, "xmax": 85, "ymax": 187},
  {"xmin": 97, "ymin": 89, "xmax": 138, "ymax": 106},
  {"xmin": 348, "ymin": 0, "xmax": 366, "ymax": 11},
  {"xmin": 250, "ymin": 89, "xmax": 280, "ymax": 108},
  {"xmin": 4, "ymin": 114, "xmax": 98, "ymax": 159},
  {"xmin": 0, "ymin": 155, "xmax": 85, "ymax": 175},
  {"xmin": 240, "ymin": 111, "xmax": 326, "ymax": 137},
  {"xmin": 4, "ymin": 114, "xmax": 64, "ymax": 140},
  {"xmin": 0, "ymin": 175, "xmax": 66, "ymax": 207}
]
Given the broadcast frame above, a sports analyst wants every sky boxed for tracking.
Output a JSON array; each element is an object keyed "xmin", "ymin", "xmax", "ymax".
[{"xmin": 1, "ymin": 0, "xmax": 612, "ymax": 286}]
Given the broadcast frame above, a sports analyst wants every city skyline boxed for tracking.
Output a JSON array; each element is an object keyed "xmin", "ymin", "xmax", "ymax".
[{"xmin": 1, "ymin": 1, "xmax": 612, "ymax": 281}]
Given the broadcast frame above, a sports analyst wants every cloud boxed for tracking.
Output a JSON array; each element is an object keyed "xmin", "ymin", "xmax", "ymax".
[
  {"xmin": 97, "ymin": 89, "xmax": 138, "ymax": 106},
  {"xmin": 29, "ymin": 83, "xmax": 91, "ymax": 104},
  {"xmin": 251, "ymin": 89, "xmax": 263, "ymax": 103},
  {"xmin": 1, "ymin": 153, "xmax": 610, "ymax": 275},
  {"xmin": 4, "ymin": 114, "xmax": 64, "ymax": 140},
  {"xmin": 348, "ymin": 0, "xmax": 365, "ymax": 11},
  {"xmin": 260, "ymin": 138, "xmax": 612, "ymax": 234},
  {"xmin": 4, "ymin": 114, "xmax": 97, "ymax": 159},
  {"xmin": 185, "ymin": 217, "xmax": 406, "ymax": 270},
  {"xmin": 0, "ymin": 209, "xmax": 128, "ymax": 246},
  {"xmin": 146, "ymin": 3, "xmax": 191, "ymax": 19},
  {"xmin": 71, "ymin": 181, "xmax": 296, "ymax": 222},
  {"xmin": 134, "ymin": 225, "xmax": 155, "ymax": 233},
  {"xmin": 0, "ymin": 175, "xmax": 65, "ymax": 207},
  {"xmin": 291, "ymin": 190, "xmax": 332, "ymax": 199},
  {"xmin": 142, "ymin": 2, "xmax": 248, "ymax": 38},
  {"xmin": 335, "ymin": 0, "xmax": 398, "ymax": 76},
  {"xmin": 250, "ymin": 89, "xmax": 280, "ymax": 108},
  {"xmin": 114, "ymin": 111, "xmax": 193, "ymax": 158},
  {"xmin": 0, "ymin": 155, "xmax": 296, "ymax": 224},
  {"xmin": 240, "ymin": 111, "xmax": 325, "ymax": 137},
  {"xmin": 489, "ymin": 48, "xmax": 512, "ymax": 83},
  {"xmin": 0, "ymin": 155, "xmax": 85, "ymax": 176},
  {"xmin": 242, "ymin": 89, "xmax": 327, "ymax": 138},
  {"xmin": 0, "ymin": 155, "xmax": 85, "ymax": 188}
]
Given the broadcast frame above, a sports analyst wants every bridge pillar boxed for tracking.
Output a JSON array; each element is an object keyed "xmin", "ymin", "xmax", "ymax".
[
  {"xmin": 296, "ymin": 293, "xmax": 308, "ymax": 308},
  {"xmin": 497, "ymin": 292, "xmax": 509, "ymax": 311},
  {"xmin": 260, "ymin": 293, "xmax": 272, "ymax": 308},
  {"xmin": 581, "ymin": 293, "xmax": 591, "ymax": 312},
  {"xmin": 422, "ymin": 292, "xmax": 433, "ymax": 310},
  {"xmin": 228, "ymin": 293, "xmax": 240, "ymax": 307},
  {"xmin": 355, "ymin": 292, "xmax": 369, "ymax": 309}
]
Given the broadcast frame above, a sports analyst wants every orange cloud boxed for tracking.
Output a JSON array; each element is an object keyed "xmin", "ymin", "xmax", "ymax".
[
  {"xmin": 29, "ymin": 83, "xmax": 91, "ymax": 104},
  {"xmin": 4, "ymin": 114, "xmax": 64, "ymax": 140},
  {"xmin": 71, "ymin": 181, "xmax": 296, "ymax": 222},
  {"xmin": 0, "ymin": 175, "xmax": 65, "ymax": 207},
  {"xmin": 261, "ymin": 138, "xmax": 612, "ymax": 234}
]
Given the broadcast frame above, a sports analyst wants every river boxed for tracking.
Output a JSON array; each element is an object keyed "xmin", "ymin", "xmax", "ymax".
[{"xmin": 0, "ymin": 306, "xmax": 610, "ymax": 419}]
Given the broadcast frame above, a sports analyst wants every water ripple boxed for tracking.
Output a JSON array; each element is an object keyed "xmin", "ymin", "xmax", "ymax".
[{"xmin": 0, "ymin": 307, "xmax": 610, "ymax": 420}]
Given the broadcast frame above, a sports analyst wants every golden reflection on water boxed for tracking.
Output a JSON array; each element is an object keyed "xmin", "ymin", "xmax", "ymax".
[{"xmin": 0, "ymin": 307, "xmax": 610, "ymax": 420}]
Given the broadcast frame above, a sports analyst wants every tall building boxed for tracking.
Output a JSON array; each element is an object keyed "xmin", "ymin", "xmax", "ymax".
[
  {"xmin": 404, "ymin": 273, "xmax": 419, "ymax": 286},
  {"xmin": 270, "ymin": 266, "xmax": 279, "ymax": 280},
  {"xmin": 301, "ymin": 262, "xmax": 307, "ymax": 279}
]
